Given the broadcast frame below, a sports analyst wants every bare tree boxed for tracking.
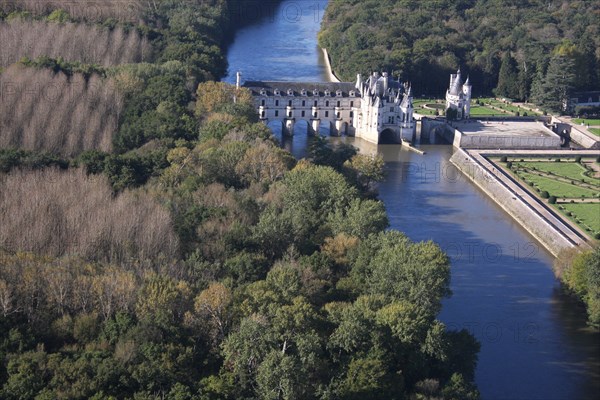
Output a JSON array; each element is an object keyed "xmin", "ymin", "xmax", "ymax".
[
  {"xmin": 0, "ymin": 168, "xmax": 179, "ymax": 262},
  {"xmin": 0, "ymin": 1, "xmax": 147, "ymax": 24},
  {"xmin": 0, "ymin": 65, "xmax": 123, "ymax": 156}
]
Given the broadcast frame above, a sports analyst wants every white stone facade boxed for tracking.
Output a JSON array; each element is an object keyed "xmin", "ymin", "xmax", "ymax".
[
  {"xmin": 243, "ymin": 72, "xmax": 416, "ymax": 144},
  {"xmin": 353, "ymin": 72, "xmax": 415, "ymax": 143},
  {"xmin": 445, "ymin": 69, "xmax": 472, "ymax": 120}
]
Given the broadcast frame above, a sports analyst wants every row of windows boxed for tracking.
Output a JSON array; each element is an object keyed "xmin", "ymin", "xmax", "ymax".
[
  {"xmin": 262, "ymin": 99, "xmax": 355, "ymax": 108},
  {"xmin": 260, "ymin": 89, "xmax": 358, "ymax": 97},
  {"xmin": 263, "ymin": 110, "xmax": 354, "ymax": 119}
]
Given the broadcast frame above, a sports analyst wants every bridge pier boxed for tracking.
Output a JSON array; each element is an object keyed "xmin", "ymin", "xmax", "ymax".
[
  {"xmin": 284, "ymin": 119, "xmax": 295, "ymax": 136},
  {"xmin": 310, "ymin": 119, "xmax": 320, "ymax": 136},
  {"xmin": 334, "ymin": 120, "xmax": 346, "ymax": 136}
]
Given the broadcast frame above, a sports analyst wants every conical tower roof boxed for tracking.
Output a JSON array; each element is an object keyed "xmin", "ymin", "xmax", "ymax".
[{"xmin": 449, "ymin": 73, "xmax": 463, "ymax": 96}]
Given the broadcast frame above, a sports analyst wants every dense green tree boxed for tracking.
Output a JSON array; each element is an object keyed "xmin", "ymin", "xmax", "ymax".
[
  {"xmin": 343, "ymin": 153, "xmax": 385, "ymax": 195},
  {"xmin": 329, "ymin": 198, "xmax": 389, "ymax": 239},
  {"xmin": 532, "ymin": 55, "xmax": 576, "ymax": 114},
  {"xmin": 319, "ymin": 0, "xmax": 600, "ymax": 95},
  {"xmin": 495, "ymin": 52, "xmax": 519, "ymax": 99},
  {"xmin": 555, "ymin": 247, "xmax": 600, "ymax": 328}
]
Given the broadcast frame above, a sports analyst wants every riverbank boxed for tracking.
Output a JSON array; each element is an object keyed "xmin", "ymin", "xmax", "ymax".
[{"xmin": 321, "ymin": 48, "xmax": 340, "ymax": 83}]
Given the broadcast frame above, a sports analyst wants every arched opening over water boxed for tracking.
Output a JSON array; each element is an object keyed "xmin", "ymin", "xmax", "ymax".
[
  {"xmin": 293, "ymin": 120, "xmax": 311, "ymax": 137},
  {"xmin": 267, "ymin": 120, "xmax": 284, "ymax": 143},
  {"xmin": 379, "ymin": 128, "xmax": 399, "ymax": 144},
  {"xmin": 318, "ymin": 120, "xmax": 332, "ymax": 137}
]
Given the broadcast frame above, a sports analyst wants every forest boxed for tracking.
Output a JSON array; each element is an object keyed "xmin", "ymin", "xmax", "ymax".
[
  {"xmin": 0, "ymin": 0, "xmax": 481, "ymax": 399},
  {"xmin": 319, "ymin": 0, "xmax": 600, "ymax": 112}
]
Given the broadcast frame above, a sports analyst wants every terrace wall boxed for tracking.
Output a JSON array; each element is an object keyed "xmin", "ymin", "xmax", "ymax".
[{"xmin": 450, "ymin": 148, "xmax": 578, "ymax": 256}]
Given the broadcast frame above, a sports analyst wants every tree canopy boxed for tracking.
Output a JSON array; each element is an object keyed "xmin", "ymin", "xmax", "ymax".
[{"xmin": 319, "ymin": 0, "xmax": 600, "ymax": 100}]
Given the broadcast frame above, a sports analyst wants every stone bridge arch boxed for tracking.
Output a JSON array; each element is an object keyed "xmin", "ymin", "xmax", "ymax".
[{"xmin": 379, "ymin": 127, "xmax": 401, "ymax": 144}]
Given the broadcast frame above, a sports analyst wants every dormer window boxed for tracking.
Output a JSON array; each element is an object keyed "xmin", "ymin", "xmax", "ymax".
[
  {"xmin": 336, "ymin": 90, "xmax": 343, "ymax": 97},
  {"xmin": 324, "ymin": 89, "xmax": 331, "ymax": 97},
  {"xmin": 349, "ymin": 90, "xmax": 356, "ymax": 97},
  {"xmin": 274, "ymin": 89, "xmax": 280, "ymax": 96},
  {"xmin": 313, "ymin": 89, "xmax": 319, "ymax": 96},
  {"xmin": 260, "ymin": 89, "xmax": 267, "ymax": 96},
  {"xmin": 301, "ymin": 89, "xmax": 307, "ymax": 96},
  {"xmin": 287, "ymin": 89, "xmax": 294, "ymax": 96}
]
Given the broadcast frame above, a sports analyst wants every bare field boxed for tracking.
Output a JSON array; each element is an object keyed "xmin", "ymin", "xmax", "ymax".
[
  {"xmin": 0, "ymin": 64, "xmax": 123, "ymax": 156},
  {"xmin": 0, "ymin": 19, "xmax": 153, "ymax": 67}
]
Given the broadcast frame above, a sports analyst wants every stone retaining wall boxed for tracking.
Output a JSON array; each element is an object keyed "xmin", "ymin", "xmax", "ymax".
[
  {"xmin": 458, "ymin": 134, "xmax": 561, "ymax": 149},
  {"xmin": 552, "ymin": 117, "xmax": 600, "ymax": 149},
  {"xmin": 450, "ymin": 149, "xmax": 576, "ymax": 256}
]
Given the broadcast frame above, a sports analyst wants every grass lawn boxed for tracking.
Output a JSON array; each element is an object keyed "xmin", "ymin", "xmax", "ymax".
[
  {"xmin": 413, "ymin": 99, "xmax": 444, "ymax": 116},
  {"xmin": 469, "ymin": 105, "xmax": 509, "ymax": 116},
  {"xmin": 413, "ymin": 100, "xmax": 428, "ymax": 107},
  {"xmin": 559, "ymin": 203, "xmax": 600, "ymax": 234},
  {"xmin": 415, "ymin": 108, "xmax": 438, "ymax": 116},
  {"xmin": 517, "ymin": 172, "xmax": 599, "ymax": 198},
  {"xmin": 515, "ymin": 161, "xmax": 596, "ymax": 183},
  {"xmin": 573, "ymin": 118, "xmax": 600, "ymax": 125},
  {"xmin": 589, "ymin": 128, "xmax": 600, "ymax": 136},
  {"xmin": 484, "ymin": 100, "xmax": 522, "ymax": 114},
  {"xmin": 477, "ymin": 98, "xmax": 542, "ymax": 115}
]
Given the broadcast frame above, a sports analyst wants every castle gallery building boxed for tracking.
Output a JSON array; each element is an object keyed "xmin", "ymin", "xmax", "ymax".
[
  {"xmin": 243, "ymin": 72, "xmax": 416, "ymax": 144},
  {"xmin": 242, "ymin": 69, "xmax": 472, "ymax": 143}
]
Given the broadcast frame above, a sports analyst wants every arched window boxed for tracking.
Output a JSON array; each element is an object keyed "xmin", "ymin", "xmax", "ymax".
[
  {"xmin": 326, "ymin": 101, "xmax": 330, "ymax": 107},
  {"xmin": 261, "ymin": 99, "xmax": 265, "ymax": 106}
]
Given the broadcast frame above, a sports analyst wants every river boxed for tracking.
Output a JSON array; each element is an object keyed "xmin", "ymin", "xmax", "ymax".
[{"xmin": 223, "ymin": 1, "xmax": 600, "ymax": 399}]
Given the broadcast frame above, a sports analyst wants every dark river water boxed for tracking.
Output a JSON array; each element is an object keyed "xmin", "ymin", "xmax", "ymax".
[{"xmin": 223, "ymin": 1, "xmax": 600, "ymax": 399}]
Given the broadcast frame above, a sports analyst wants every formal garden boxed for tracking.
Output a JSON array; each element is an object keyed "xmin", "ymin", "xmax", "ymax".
[
  {"xmin": 496, "ymin": 157, "xmax": 600, "ymax": 239},
  {"xmin": 414, "ymin": 98, "xmax": 543, "ymax": 118}
]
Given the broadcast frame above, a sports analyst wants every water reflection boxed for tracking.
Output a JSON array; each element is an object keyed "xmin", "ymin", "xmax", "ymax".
[{"xmin": 224, "ymin": 1, "xmax": 330, "ymax": 83}]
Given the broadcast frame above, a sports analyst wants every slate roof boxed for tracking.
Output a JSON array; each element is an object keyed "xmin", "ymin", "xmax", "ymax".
[{"xmin": 243, "ymin": 81, "xmax": 359, "ymax": 97}]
